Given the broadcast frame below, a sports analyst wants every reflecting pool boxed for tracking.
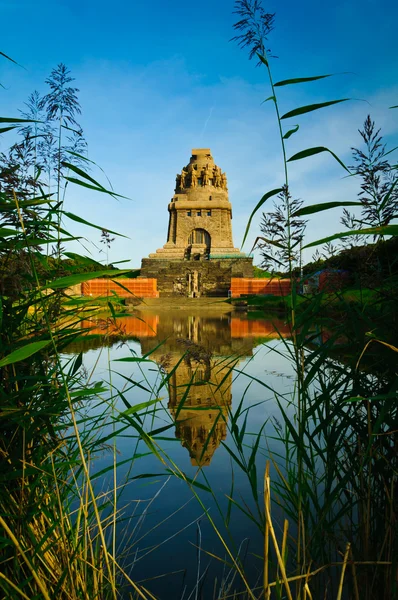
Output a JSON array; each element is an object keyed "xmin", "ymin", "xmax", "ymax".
[{"xmin": 65, "ymin": 308, "xmax": 295, "ymax": 598}]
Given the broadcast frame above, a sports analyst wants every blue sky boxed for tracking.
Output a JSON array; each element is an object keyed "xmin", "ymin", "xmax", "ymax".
[{"xmin": 1, "ymin": 0, "xmax": 397, "ymax": 267}]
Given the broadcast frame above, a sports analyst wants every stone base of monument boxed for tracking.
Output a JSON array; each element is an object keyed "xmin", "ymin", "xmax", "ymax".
[{"xmin": 140, "ymin": 257, "xmax": 253, "ymax": 298}]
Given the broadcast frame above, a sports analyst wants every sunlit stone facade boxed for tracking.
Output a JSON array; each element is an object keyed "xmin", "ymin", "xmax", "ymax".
[{"xmin": 141, "ymin": 148, "xmax": 253, "ymax": 296}]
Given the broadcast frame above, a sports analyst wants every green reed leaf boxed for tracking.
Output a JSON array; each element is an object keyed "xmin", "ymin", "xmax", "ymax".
[
  {"xmin": 0, "ymin": 126, "xmax": 17, "ymax": 134},
  {"xmin": 380, "ymin": 177, "xmax": 398, "ymax": 211},
  {"xmin": 118, "ymin": 411, "xmax": 165, "ymax": 463},
  {"xmin": 91, "ymin": 456, "xmax": 151, "ymax": 481},
  {"xmin": 42, "ymin": 269, "xmax": 132, "ymax": 290},
  {"xmin": 262, "ymin": 95, "xmax": 276, "ymax": 104},
  {"xmin": 221, "ymin": 442, "xmax": 246, "ymax": 472},
  {"xmin": 61, "ymin": 124, "xmax": 82, "ymax": 135},
  {"xmin": 16, "ymin": 196, "xmax": 53, "ymax": 208},
  {"xmin": 116, "ymin": 373, "xmax": 153, "ymax": 395},
  {"xmin": 283, "ymin": 124, "xmax": 299, "ymax": 139},
  {"xmin": 148, "ymin": 423, "xmax": 176, "ymax": 436},
  {"xmin": 0, "ymin": 117, "xmax": 39, "ymax": 124},
  {"xmin": 199, "ymin": 411, "xmax": 222, "ymax": 465},
  {"xmin": 122, "ymin": 398, "xmax": 162, "ymax": 415},
  {"xmin": 252, "ymin": 235, "xmax": 285, "ymax": 249},
  {"xmin": 166, "ymin": 470, "xmax": 211, "ymax": 492},
  {"xmin": 0, "ymin": 51, "xmax": 23, "ymax": 67},
  {"xmin": 63, "ymin": 211, "xmax": 128, "ymax": 237},
  {"xmin": 0, "ymin": 199, "xmax": 53, "ymax": 214},
  {"xmin": 225, "ymin": 494, "xmax": 262, "ymax": 528},
  {"xmin": 389, "ymin": 105, "xmax": 398, "ymax": 109},
  {"xmin": 63, "ymin": 252, "xmax": 103, "ymax": 267},
  {"xmin": 258, "ymin": 252, "xmax": 285, "ymax": 267},
  {"xmin": 291, "ymin": 201, "xmax": 362, "ymax": 217},
  {"xmin": 64, "ymin": 176, "xmax": 129, "ymax": 200},
  {"xmin": 247, "ymin": 423, "xmax": 266, "ymax": 474},
  {"xmin": 107, "ymin": 302, "xmax": 116, "ymax": 319},
  {"xmin": 66, "ymin": 150, "xmax": 114, "ymax": 188},
  {"xmin": 0, "ymin": 227, "xmax": 18, "ymax": 237},
  {"xmin": 70, "ymin": 352, "xmax": 83, "ymax": 377},
  {"xmin": 225, "ymin": 470, "xmax": 235, "ymax": 527},
  {"xmin": 157, "ymin": 353, "xmax": 185, "ymax": 392},
  {"xmin": 62, "ymin": 160, "xmax": 128, "ymax": 197},
  {"xmin": 304, "ymin": 224, "xmax": 398, "ymax": 248},
  {"xmin": 242, "ymin": 188, "xmax": 283, "ymax": 248},
  {"xmin": 175, "ymin": 373, "xmax": 196, "ymax": 421},
  {"xmin": 0, "ymin": 340, "xmax": 51, "ymax": 367},
  {"xmin": 114, "ymin": 357, "xmax": 153, "ymax": 363},
  {"xmin": 287, "ymin": 146, "xmax": 350, "ymax": 173},
  {"xmin": 281, "ymin": 99, "xmax": 349, "ymax": 119},
  {"xmin": 110, "ymin": 278, "xmax": 141, "ymax": 296},
  {"xmin": 256, "ymin": 53, "xmax": 268, "ymax": 67},
  {"xmin": 70, "ymin": 387, "xmax": 108, "ymax": 398},
  {"xmin": 61, "ymin": 161, "xmax": 108, "ymax": 190},
  {"xmin": 275, "ymin": 74, "xmax": 336, "ymax": 87},
  {"xmin": 383, "ymin": 145, "xmax": 398, "ymax": 159}
]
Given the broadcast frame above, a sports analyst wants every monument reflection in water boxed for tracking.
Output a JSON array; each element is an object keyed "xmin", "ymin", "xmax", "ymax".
[{"xmin": 79, "ymin": 311, "xmax": 290, "ymax": 466}]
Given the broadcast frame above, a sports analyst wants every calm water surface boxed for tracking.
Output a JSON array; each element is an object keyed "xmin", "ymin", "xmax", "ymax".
[{"xmin": 66, "ymin": 309, "xmax": 296, "ymax": 598}]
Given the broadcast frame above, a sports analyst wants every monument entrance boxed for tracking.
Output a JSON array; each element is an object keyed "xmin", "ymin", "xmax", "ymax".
[{"xmin": 187, "ymin": 228, "xmax": 211, "ymax": 260}]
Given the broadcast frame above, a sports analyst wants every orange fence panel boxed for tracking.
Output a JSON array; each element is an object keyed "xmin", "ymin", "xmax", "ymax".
[
  {"xmin": 230, "ymin": 317, "xmax": 290, "ymax": 338},
  {"xmin": 81, "ymin": 278, "xmax": 159, "ymax": 298},
  {"xmin": 230, "ymin": 278, "xmax": 291, "ymax": 298},
  {"xmin": 81, "ymin": 315, "xmax": 159, "ymax": 337}
]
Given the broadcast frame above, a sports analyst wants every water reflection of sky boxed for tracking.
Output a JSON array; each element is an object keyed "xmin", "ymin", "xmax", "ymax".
[{"xmin": 66, "ymin": 310, "xmax": 296, "ymax": 598}]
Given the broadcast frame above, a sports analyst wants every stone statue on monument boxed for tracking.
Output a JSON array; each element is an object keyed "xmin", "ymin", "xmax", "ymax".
[
  {"xmin": 202, "ymin": 164, "xmax": 209, "ymax": 186},
  {"xmin": 176, "ymin": 173, "xmax": 181, "ymax": 190},
  {"xmin": 221, "ymin": 171, "xmax": 227, "ymax": 190},
  {"xmin": 180, "ymin": 169, "xmax": 187, "ymax": 189},
  {"xmin": 213, "ymin": 166, "xmax": 222, "ymax": 188},
  {"xmin": 190, "ymin": 168, "xmax": 197, "ymax": 187}
]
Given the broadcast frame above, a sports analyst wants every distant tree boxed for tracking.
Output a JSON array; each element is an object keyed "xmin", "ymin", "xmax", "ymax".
[
  {"xmin": 300, "ymin": 237, "xmax": 398, "ymax": 284},
  {"xmin": 253, "ymin": 265, "xmax": 274, "ymax": 278}
]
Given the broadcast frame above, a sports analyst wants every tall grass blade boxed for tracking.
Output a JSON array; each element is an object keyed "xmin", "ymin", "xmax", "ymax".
[
  {"xmin": 281, "ymin": 99, "xmax": 349, "ymax": 119},
  {"xmin": 287, "ymin": 146, "xmax": 350, "ymax": 172}
]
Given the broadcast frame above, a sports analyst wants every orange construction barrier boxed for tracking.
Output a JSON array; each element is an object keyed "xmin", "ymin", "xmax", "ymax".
[
  {"xmin": 81, "ymin": 315, "xmax": 158, "ymax": 337},
  {"xmin": 81, "ymin": 278, "xmax": 159, "ymax": 298},
  {"xmin": 230, "ymin": 278, "xmax": 291, "ymax": 298},
  {"xmin": 230, "ymin": 317, "xmax": 290, "ymax": 338}
]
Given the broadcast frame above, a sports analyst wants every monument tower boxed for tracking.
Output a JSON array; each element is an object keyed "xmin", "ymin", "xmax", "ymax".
[{"xmin": 141, "ymin": 148, "xmax": 253, "ymax": 296}]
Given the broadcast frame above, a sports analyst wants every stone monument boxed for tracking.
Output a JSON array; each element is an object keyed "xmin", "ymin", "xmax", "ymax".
[{"xmin": 141, "ymin": 148, "xmax": 253, "ymax": 296}]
